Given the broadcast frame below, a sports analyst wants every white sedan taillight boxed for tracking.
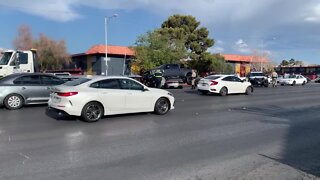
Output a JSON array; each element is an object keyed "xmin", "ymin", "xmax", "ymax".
[
  {"xmin": 210, "ymin": 81, "xmax": 218, "ymax": 86},
  {"xmin": 57, "ymin": 92, "xmax": 78, "ymax": 97}
]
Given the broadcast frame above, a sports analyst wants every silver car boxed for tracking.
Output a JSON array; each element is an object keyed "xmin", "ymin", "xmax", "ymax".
[{"xmin": 0, "ymin": 73, "xmax": 65, "ymax": 110}]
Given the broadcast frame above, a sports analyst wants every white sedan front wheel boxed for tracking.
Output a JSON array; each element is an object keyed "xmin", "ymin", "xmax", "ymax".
[
  {"xmin": 154, "ymin": 98, "xmax": 170, "ymax": 115},
  {"xmin": 245, "ymin": 86, "xmax": 253, "ymax": 95}
]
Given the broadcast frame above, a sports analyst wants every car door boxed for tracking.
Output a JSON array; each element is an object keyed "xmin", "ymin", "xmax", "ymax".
[
  {"xmin": 230, "ymin": 76, "xmax": 246, "ymax": 93},
  {"xmin": 40, "ymin": 75, "xmax": 65, "ymax": 98},
  {"xmin": 13, "ymin": 75, "xmax": 47, "ymax": 103},
  {"xmin": 118, "ymin": 78, "xmax": 153, "ymax": 113},
  {"xmin": 89, "ymin": 79, "xmax": 126, "ymax": 114},
  {"xmin": 221, "ymin": 76, "xmax": 236, "ymax": 93}
]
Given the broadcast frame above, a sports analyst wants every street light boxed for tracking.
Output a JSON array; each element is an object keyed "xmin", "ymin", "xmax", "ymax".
[{"xmin": 104, "ymin": 14, "xmax": 118, "ymax": 76}]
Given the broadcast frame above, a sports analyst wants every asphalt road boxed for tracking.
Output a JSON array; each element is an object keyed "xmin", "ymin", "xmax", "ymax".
[{"xmin": 0, "ymin": 83, "xmax": 320, "ymax": 180}]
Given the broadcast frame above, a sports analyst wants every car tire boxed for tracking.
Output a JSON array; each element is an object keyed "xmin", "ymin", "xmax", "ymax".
[
  {"xmin": 245, "ymin": 86, "xmax": 253, "ymax": 95},
  {"xmin": 185, "ymin": 73, "xmax": 192, "ymax": 85},
  {"xmin": 219, "ymin": 87, "xmax": 228, "ymax": 96},
  {"xmin": 302, "ymin": 81, "xmax": 306, "ymax": 85},
  {"xmin": 81, "ymin": 102, "xmax": 104, "ymax": 122},
  {"xmin": 4, "ymin": 94, "xmax": 24, "ymax": 110},
  {"xmin": 291, "ymin": 81, "xmax": 296, "ymax": 86},
  {"xmin": 154, "ymin": 98, "xmax": 170, "ymax": 115}
]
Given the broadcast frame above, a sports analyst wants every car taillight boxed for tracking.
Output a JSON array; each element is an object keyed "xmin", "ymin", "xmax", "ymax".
[
  {"xmin": 57, "ymin": 92, "xmax": 78, "ymax": 97},
  {"xmin": 210, "ymin": 80, "xmax": 218, "ymax": 86}
]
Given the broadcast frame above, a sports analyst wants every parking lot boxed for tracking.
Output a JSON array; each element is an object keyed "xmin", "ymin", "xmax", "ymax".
[{"xmin": 1, "ymin": 83, "xmax": 320, "ymax": 180}]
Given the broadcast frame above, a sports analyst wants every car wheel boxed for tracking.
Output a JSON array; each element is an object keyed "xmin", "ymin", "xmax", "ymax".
[
  {"xmin": 4, "ymin": 94, "xmax": 24, "ymax": 110},
  {"xmin": 302, "ymin": 81, "xmax": 306, "ymax": 85},
  {"xmin": 219, "ymin": 87, "xmax": 228, "ymax": 96},
  {"xmin": 291, "ymin": 81, "xmax": 296, "ymax": 86},
  {"xmin": 185, "ymin": 73, "xmax": 192, "ymax": 85},
  {"xmin": 81, "ymin": 102, "xmax": 104, "ymax": 122},
  {"xmin": 245, "ymin": 86, "xmax": 253, "ymax": 95},
  {"xmin": 154, "ymin": 98, "xmax": 170, "ymax": 115}
]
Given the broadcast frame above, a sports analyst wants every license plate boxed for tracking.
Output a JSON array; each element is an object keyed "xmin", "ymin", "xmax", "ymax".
[{"xmin": 202, "ymin": 83, "xmax": 207, "ymax": 86}]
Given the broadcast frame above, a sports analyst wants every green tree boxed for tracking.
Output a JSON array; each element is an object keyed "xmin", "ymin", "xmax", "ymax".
[
  {"xmin": 188, "ymin": 53, "xmax": 232, "ymax": 74},
  {"xmin": 134, "ymin": 14, "xmax": 229, "ymax": 74},
  {"xmin": 133, "ymin": 30, "xmax": 187, "ymax": 72},
  {"xmin": 161, "ymin": 15, "xmax": 214, "ymax": 58},
  {"xmin": 281, "ymin": 60, "xmax": 289, "ymax": 66}
]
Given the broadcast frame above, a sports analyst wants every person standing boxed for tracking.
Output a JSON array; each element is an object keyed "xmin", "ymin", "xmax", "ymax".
[
  {"xmin": 191, "ymin": 69, "xmax": 197, "ymax": 89},
  {"xmin": 271, "ymin": 71, "xmax": 278, "ymax": 87},
  {"xmin": 154, "ymin": 69, "xmax": 163, "ymax": 88}
]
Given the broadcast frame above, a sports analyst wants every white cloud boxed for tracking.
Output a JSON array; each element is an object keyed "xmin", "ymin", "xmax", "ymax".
[
  {"xmin": 233, "ymin": 39, "xmax": 251, "ymax": 54},
  {"xmin": 208, "ymin": 46, "xmax": 224, "ymax": 54},
  {"xmin": 1, "ymin": 0, "xmax": 320, "ymax": 24},
  {"xmin": 305, "ymin": 3, "xmax": 320, "ymax": 22},
  {"xmin": 0, "ymin": 0, "xmax": 80, "ymax": 22},
  {"xmin": 208, "ymin": 39, "xmax": 225, "ymax": 53}
]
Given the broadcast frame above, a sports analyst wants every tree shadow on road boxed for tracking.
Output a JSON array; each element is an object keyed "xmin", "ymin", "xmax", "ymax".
[{"xmin": 235, "ymin": 105, "xmax": 320, "ymax": 177}]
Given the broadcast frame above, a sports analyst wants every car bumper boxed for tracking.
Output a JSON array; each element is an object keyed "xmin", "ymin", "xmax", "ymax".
[
  {"xmin": 48, "ymin": 99, "xmax": 82, "ymax": 116},
  {"xmin": 197, "ymin": 85, "xmax": 220, "ymax": 93}
]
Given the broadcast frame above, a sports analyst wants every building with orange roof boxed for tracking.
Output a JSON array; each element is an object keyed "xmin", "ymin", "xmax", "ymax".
[
  {"xmin": 221, "ymin": 54, "xmax": 270, "ymax": 77},
  {"xmin": 72, "ymin": 45, "xmax": 135, "ymax": 75},
  {"xmin": 71, "ymin": 45, "xmax": 269, "ymax": 76}
]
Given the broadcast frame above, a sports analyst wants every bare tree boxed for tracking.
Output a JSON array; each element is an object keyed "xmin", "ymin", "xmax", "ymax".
[
  {"xmin": 13, "ymin": 25, "xmax": 33, "ymax": 50},
  {"xmin": 13, "ymin": 25, "xmax": 70, "ymax": 71},
  {"xmin": 34, "ymin": 34, "xmax": 70, "ymax": 71}
]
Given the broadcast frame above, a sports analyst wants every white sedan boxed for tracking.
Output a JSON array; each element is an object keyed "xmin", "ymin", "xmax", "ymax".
[
  {"xmin": 279, "ymin": 74, "xmax": 307, "ymax": 86},
  {"xmin": 197, "ymin": 75, "xmax": 253, "ymax": 96},
  {"xmin": 48, "ymin": 76, "xmax": 175, "ymax": 122}
]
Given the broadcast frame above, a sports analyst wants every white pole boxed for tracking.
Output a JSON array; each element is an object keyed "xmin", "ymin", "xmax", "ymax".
[
  {"xmin": 261, "ymin": 39, "xmax": 264, "ymax": 72},
  {"xmin": 104, "ymin": 14, "xmax": 118, "ymax": 76},
  {"xmin": 105, "ymin": 17, "xmax": 108, "ymax": 76},
  {"xmin": 122, "ymin": 53, "xmax": 126, "ymax": 75}
]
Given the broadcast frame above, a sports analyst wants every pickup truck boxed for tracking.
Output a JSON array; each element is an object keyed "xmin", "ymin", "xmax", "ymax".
[{"xmin": 147, "ymin": 64, "xmax": 193, "ymax": 85}]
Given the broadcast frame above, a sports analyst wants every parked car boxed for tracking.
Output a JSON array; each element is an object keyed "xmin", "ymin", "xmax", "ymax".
[
  {"xmin": 48, "ymin": 76, "xmax": 175, "ymax": 122},
  {"xmin": 197, "ymin": 74, "xmax": 253, "ymax": 96},
  {"xmin": 146, "ymin": 64, "xmax": 192, "ymax": 84},
  {"xmin": 163, "ymin": 76, "xmax": 183, "ymax": 89},
  {"xmin": 279, "ymin": 74, "xmax": 307, "ymax": 86},
  {"xmin": 247, "ymin": 72, "xmax": 269, "ymax": 87},
  {"xmin": 0, "ymin": 73, "xmax": 65, "ymax": 110}
]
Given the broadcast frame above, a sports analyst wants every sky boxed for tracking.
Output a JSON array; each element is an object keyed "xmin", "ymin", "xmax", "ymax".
[{"xmin": 0, "ymin": 0, "xmax": 320, "ymax": 64}]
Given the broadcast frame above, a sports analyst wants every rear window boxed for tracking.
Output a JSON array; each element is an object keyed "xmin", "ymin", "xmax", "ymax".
[
  {"xmin": 204, "ymin": 76, "xmax": 221, "ymax": 80},
  {"xmin": 64, "ymin": 78, "xmax": 91, "ymax": 86}
]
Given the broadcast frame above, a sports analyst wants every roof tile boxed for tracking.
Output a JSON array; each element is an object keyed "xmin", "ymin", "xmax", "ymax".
[{"xmin": 86, "ymin": 45, "xmax": 135, "ymax": 56}]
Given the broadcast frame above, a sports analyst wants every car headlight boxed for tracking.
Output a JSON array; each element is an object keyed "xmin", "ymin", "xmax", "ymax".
[{"xmin": 168, "ymin": 92, "xmax": 173, "ymax": 96}]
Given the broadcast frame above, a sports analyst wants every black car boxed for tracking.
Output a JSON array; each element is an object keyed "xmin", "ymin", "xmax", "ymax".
[
  {"xmin": 247, "ymin": 72, "xmax": 269, "ymax": 87},
  {"xmin": 0, "ymin": 73, "xmax": 65, "ymax": 110}
]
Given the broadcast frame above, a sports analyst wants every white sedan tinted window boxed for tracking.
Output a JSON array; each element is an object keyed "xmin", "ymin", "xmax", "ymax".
[{"xmin": 119, "ymin": 79, "xmax": 144, "ymax": 90}]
